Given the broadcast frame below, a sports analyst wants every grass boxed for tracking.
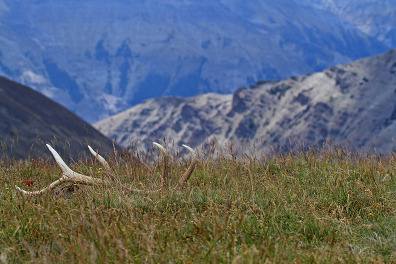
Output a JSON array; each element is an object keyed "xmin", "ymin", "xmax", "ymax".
[{"xmin": 0, "ymin": 140, "xmax": 395, "ymax": 263}]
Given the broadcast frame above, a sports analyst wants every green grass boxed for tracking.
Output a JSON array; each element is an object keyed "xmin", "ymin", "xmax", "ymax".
[{"xmin": 0, "ymin": 141, "xmax": 395, "ymax": 263}]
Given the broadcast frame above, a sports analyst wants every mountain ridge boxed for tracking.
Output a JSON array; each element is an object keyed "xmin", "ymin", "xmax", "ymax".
[{"xmin": 94, "ymin": 49, "xmax": 396, "ymax": 154}]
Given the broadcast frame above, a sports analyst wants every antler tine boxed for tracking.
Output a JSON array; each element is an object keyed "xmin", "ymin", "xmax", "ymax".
[
  {"xmin": 15, "ymin": 144, "xmax": 104, "ymax": 196},
  {"xmin": 152, "ymin": 142, "xmax": 169, "ymax": 189},
  {"xmin": 47, "ymin": 144, "xmax": 74, "ymax": 176},
  {"xmin": 176, "ymin": 144, "xmax": 197, "ymax": 190},
  {"xmin": 88, "ymin": 145, "xmax": 111, "ymax": 171}
]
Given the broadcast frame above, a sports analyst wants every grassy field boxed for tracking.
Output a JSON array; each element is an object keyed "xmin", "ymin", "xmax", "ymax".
[{"xmin": 0, "ymin": 140, "xmax": 395, "ymax": 263}]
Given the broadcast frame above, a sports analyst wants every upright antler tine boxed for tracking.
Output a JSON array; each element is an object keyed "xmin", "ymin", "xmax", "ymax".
[
  {"xmin": 182, "ymin": 144, "xmax": 196, "ymax": 157},
  {"xmin": 88, "ymin": 145, "xmax": 110, "ymax": 170},
  {"xmin": 152, "ymin": 142, "xmax": 169, "ymax": 189},
  {"xmin": 152, "ymin": 142, "xmax": 165, "ymax": 153},
  {"xmin": 177, "ymin": 144, "xmax": 197, "ymax": 190},
  {"xmin": 46, "ymin": 144, "xmax": 74, "ymax": 176}
]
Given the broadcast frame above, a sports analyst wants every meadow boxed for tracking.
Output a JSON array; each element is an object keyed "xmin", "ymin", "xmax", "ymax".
[{"xmin": 0, "ymin": 140, "xmax": 395, "ymax": 263}]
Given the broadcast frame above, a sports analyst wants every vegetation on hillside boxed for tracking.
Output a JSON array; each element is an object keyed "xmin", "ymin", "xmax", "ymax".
[{"xmin": 0, "ymin": 139, "xmax": 395, "ymax": 263}]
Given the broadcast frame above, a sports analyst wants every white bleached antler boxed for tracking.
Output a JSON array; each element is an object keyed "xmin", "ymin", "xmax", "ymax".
[
  {"xmin": 88, "ymin": 145, "xmax": 110, "ymax": 171},
  {"xmin": 15, "ymin": 142, "xmax": 197, "ymax": 196}
]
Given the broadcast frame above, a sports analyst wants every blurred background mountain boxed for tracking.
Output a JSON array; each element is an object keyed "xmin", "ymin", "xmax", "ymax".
[
  {"xmin": 295, "ymin": 0, "xmax": 396, "ymax": 47},
  {"xmin": 0, "ymin": 0, "xmax": 393, "ymax": 123}
]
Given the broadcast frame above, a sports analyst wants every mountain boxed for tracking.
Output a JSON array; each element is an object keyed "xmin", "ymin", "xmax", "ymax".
[
  {"xmin": 0, "ymin": 76, "xmax": 116, "ymax": 160},
  {"xmin": 295, "ymin": 0, "xmax": 396, "ymax": 47},
  {"xmin": 0, "ymin": 0, "xmax": 392, "ymax": 122},
  {"xmin": 94, "ymin": 49, "xmax": 396, "ymax": 154}
]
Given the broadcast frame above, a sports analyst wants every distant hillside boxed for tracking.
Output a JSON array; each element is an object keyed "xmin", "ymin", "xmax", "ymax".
[
  {"xmin": 295, "ymin": 0, "xmax": 396, "ymax": 47},
  {"xmin": 94, "ymin": 49, "xmax": 396, "ymax": 154},
  {"xmin": 0, "ymin": 76, "xmax": 116, "ymax": 159},
  {"xmin": 0, "ymin": 0, "xmax": 392, "ymax": 122}
]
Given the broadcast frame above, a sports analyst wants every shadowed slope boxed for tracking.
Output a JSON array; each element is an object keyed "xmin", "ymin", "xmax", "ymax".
[{"xmin": 0, "ymin": 76, "xmax": 116, "ymax": 159}]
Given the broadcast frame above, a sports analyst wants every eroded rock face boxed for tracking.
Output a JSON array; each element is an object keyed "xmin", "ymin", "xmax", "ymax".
[
  {"xmin": 231, "ymin": 87, "xmax": 249, "ymax": 114},
  {"xmin": 293, "ymin": 92, "xmax": 311, "ymax": 106},
  {"xmin": 235, "ymin": 117, "xmax": 258, "ymax": 139},
  {"xmin": 95, "ymin": 49, "xmax": 396, "ymax": 154}
]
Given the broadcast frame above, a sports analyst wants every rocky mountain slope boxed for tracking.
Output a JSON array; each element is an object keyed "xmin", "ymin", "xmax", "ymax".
[
  {"xmin": 0, "ymin": 0, "xmax": 392, "ymax": 122},
  {"xmin": 94, "ymin": 49, "xmax": 396, "ymax": 154},
  {"xmin": 0, "ymin": 76, "xmax": 116, "ymax": 159}
]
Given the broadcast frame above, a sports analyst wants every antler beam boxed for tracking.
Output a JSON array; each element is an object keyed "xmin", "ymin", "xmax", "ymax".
[{"xmin": 15, "ymin": 142, "xmax": 197, "ymax": 196}]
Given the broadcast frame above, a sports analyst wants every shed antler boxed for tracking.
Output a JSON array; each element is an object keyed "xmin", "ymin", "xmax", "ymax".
[{"xmin": 16, "ymin": 142, "xmax": 197, "ymax": 196}]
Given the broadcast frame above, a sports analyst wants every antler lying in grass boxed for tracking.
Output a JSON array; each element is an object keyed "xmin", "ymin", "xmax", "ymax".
[{"xmin": 15, "ymin": 142, "xmax": 197, "ymax": 196}]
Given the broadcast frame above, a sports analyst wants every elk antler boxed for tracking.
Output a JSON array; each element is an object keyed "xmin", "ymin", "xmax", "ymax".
[{"xmin": 15, "ymin": 142, "xmax": 197, "ymax": 196}]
